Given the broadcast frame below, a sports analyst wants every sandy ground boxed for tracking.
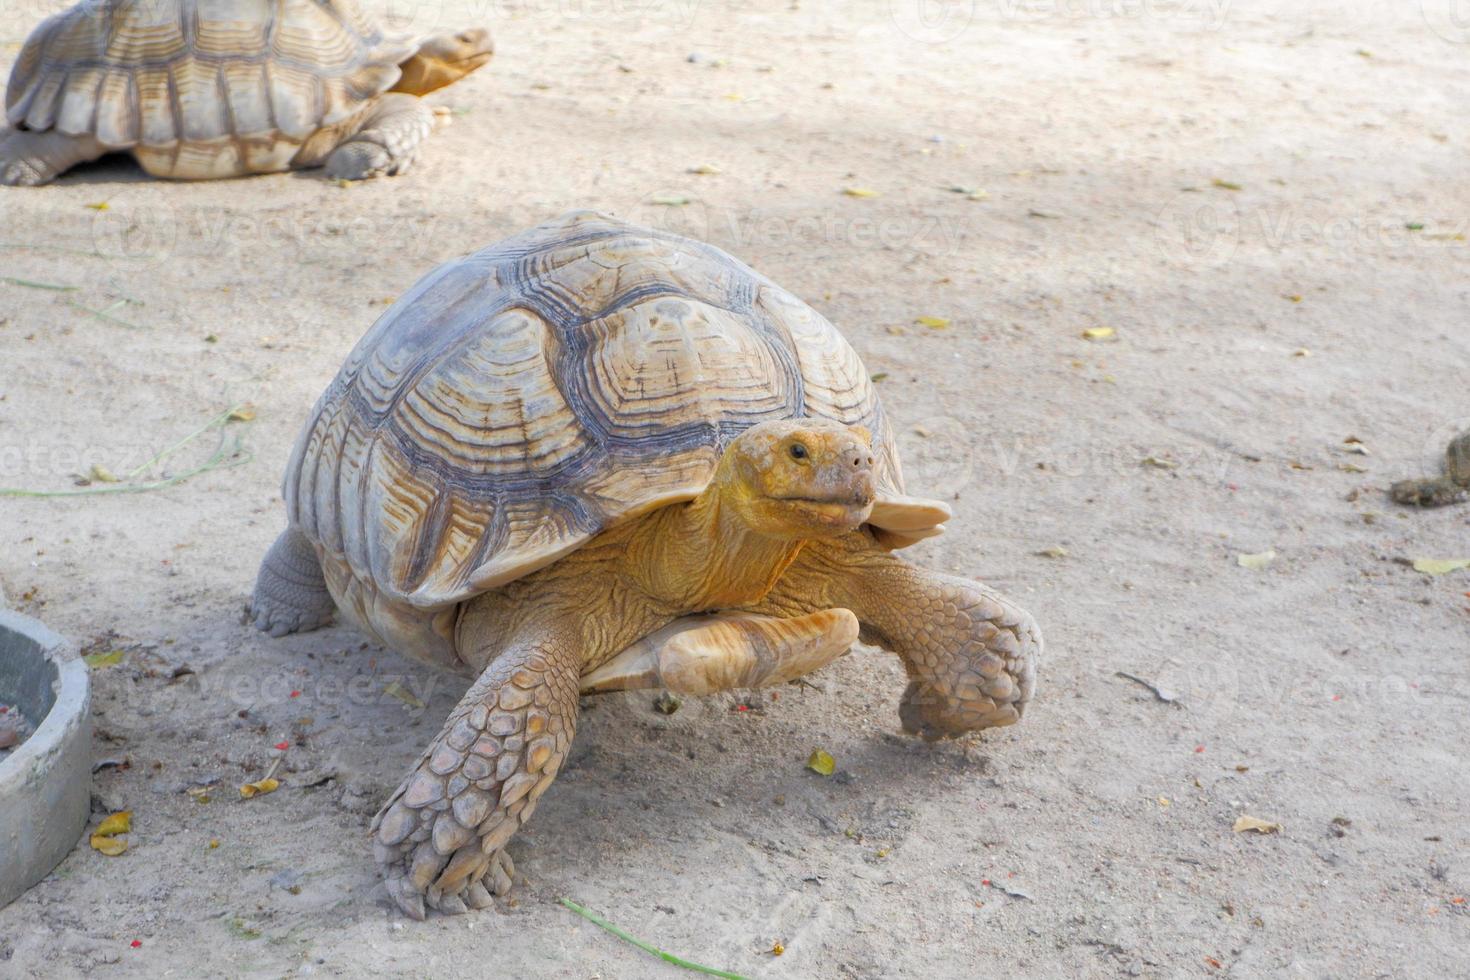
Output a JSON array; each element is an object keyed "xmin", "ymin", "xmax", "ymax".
[{"xmin": 1, "ymin": 0, "xmax": 1468, "ymax": 975}]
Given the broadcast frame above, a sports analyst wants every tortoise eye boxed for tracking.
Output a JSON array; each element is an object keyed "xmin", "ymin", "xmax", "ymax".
[{"xmin": 789, "ymin": 443, "xmax": 809, "ymax": 460}]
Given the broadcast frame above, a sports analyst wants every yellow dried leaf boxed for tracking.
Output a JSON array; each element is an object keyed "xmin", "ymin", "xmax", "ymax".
[
  {"xmin": 227, "ymin": 404, "xmax": 256, "ymax": 422},
  {"xmin": 1236, "ymin": 550, "xmax": 1276, "ymax": 570},
  {"xmin": 1082, "ymin": 327, "xmax": 1115, "ymax": 340},
  {"xmin": 1035, "ymin": 546, "xmax": 1068, "ymax": 558},
  {"xmin": 649, "ymin": 195, "xmax": 690, "ymax": 206},
  {"xmin": 1158, "ymin": 796, "xmax": 1171, "ymax": 807},
  {"xmin": 384, "ymin": 680, "xmax": 426, "ymax": 709},
  {"xmin": 1212, "ymin": 179, "xmax": 1242, "ymax": 191},
  {"xmin": 806, "ymin": 749, "xmax": 835, "ymax": 776},
  {"xmin": 688, "ymin": 164, "xmax": 721, "ymax": 175},
  {"xmin": 96, "ymin": 811, "xmax": 131, "ymax": 836},
  {"xmin": 89, "ymin": 464, "xmax": 119, "ymax": 483},
  {"xmin": 1292, "ymin": 348, "xmax": 1311, "ymax": 357},
  {"xmin": 1337, "ymin": 462, "xmax": 1368, "ymax": 474},
  {"xmin": 915, "ymin": 315, "xmax": 950, "ymax": 329},
  {"xmin": 1141, "ymin": 456, "xmax": 1178, "ymax": 469},
  {"xmin": 83, "ymin": 649, "xmax": 125, "ymax": 668},
  {"xmin": 84, "ymin": 201, "xmax": 110, "ymax": 211},
  {"xmin": 90, "ymin": 810, "xmax": 131, "ymax": 856},
  {"xmin": 1411, "ymin": 558, "xmax": 1470, "ymax": 575},
  {"xmin": 90, "ymin": 834, "xmax": 128, "ymax": 856},
  {"xmin": 1233, "ymin": 815, "xmax": 1281, "ymax": 834},
  {"xmin": 239, "ymin": 777, "xmax": 280, "ymax": 799},
  {"xmin": 842, "ymin": 187, "xmax": 878, "ymax": 198}
]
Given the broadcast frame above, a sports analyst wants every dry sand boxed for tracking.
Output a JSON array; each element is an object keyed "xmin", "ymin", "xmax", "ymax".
[{"xmin": 1, "ymin": 0, "xmax": 1468, "ymax": 976}]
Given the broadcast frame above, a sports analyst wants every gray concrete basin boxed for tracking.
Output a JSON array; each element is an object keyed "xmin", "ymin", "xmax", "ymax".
[{"xmin": 0, "ymin": 610, "xmax": 91, "ymax": 909}]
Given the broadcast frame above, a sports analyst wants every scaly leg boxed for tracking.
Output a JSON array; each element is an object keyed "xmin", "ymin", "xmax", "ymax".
[
  {"xmin": 0, "ymin": 128, "xmax": 105, "ymax": 186},
  {"xmin": 746, "ymin": 531, "xmax": 1042, "ymax": 739},
  {"xmin": 372, "ymin": 635, "xmax": 580, "ymax": 919},
  {"xmin": 579, "ymin": 608, "xmax": 858, "ymax": 695},
  {"xmin": 323, "ymin": 93, "xmax": 437, "ymax": 180},
  {"xmin": 250, "ymin": 527, "xmax": 337, "ymax": 636}
]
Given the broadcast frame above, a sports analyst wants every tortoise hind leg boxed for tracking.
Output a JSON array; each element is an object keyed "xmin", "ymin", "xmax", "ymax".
[
  {"xmin": 323, "ymin": 93, "xmax": 437, "ymax": 180},
  {"xmin": 251, "ymin": 527, "xmax": 336, "ymax": 637},
  {"xmin": 372, "ymin": 633, "xmax": 581, "ymax": 918},
  {"xmin": 0, "ymin": 129, "xmax": 105, "ymax": 186}
]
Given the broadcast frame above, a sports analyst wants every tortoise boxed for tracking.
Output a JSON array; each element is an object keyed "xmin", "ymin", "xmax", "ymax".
[
  {"xmin": 251, "ymin": 211, "xmax": 1043, "ymax": 918},
  {"xmin": 0, "ymin": 0, "xmax": 492, "ymax": 185},
  {"xmin": 1390, "ymin": 429, "xmax": 1470, "ymax": 507}
]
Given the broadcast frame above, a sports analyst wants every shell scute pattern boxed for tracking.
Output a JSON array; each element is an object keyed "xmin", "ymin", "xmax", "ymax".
[
  {"xmin": 285, "ymin": 213, "xmax": 900, "ymax": 615},
  {"xmin": 5, "ymin": 0, "xmax": 415, "ymax": 148}
]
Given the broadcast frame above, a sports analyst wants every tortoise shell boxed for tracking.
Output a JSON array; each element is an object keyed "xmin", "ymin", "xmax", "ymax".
[
  {"xmin": 285, "ymin": 211, "xmax": 906, "ymax": 611},
  {"xmin": 6, "ymin": 0, "xmax": 415, "ymax": 173}
]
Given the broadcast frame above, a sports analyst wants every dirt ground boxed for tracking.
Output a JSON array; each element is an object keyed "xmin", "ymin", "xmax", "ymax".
[{"xmin": 2, "ymin": 0, "xmax": 1468, "ymax": 976}]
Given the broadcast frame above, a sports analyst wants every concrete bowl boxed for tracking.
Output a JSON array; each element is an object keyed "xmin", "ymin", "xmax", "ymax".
[{"xmin": 0, "ymin": 609, "xmax": 91, "ymax": 909}]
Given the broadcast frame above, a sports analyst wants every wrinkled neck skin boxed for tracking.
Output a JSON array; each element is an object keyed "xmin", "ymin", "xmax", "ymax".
[
  {"xmin": 632, "ymin": 483, "xmax": 806, "ymax": 611},
  {"xmin": 456, "ymin": 468, "xmax": 809, "ymax": 674}
]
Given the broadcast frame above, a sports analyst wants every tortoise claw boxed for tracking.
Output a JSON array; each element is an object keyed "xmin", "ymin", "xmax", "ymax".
[{"xmin": 386, "ymin": 877, "xmax": 426, "ymax": 921}]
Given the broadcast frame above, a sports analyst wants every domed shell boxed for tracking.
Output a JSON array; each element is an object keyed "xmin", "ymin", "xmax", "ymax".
[
  {"xmin": 5, "ymin": 0, "xmax": 414, "ymax": 149},
  {"xmin": 285, "ymin": 211, "xmax": 906, "ymax": 610}
]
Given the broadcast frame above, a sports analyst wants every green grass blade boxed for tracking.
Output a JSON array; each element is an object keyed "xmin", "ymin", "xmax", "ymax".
[
  {"xmin": 559, "ymin": 898, "xmax": 748, "ymax": 980},
  {"xmin": 1, "ymin": 276, "xmax": 79, "ymax": 291}
]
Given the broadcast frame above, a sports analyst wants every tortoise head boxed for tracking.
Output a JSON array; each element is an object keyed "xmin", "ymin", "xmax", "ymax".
[
  {"xmin": 391, "ymin": 29, "xmax": 495, "ymax": 96},
  {"xmin": 717, "ymin": 419, "xmax": 877, "ymax": 539}
]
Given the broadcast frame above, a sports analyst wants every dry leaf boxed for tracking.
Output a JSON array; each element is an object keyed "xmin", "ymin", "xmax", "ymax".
[
  {"xmin": 1341, "ymin": 437, "xmax": 1370, "ymax": 455},
  {"xmin": 83, "ymin": 649, "xmax": 125, "ymax": 669},
  {"xmin": 1035, "ymin": 546, "xmax": 1068, "ymax": 558},
  {"xmin": 688, "ymin": 164, "xmax": 721, "ymax": 175},
  {"xmin": 649, "ymin": 195, "xmax": 690, "ymax": 206},
  {"xmin": 90, "ymin": 811, "xmax": 131, "ymax": 856},
  {"xmin": 227, "ymin": 404, "xmax": 257, "ymax": 422},
  {"xmin": 384, "ymin": 680, "xmax": 426, "ymax": 709},
  {"xmin": 1142, "ymin": 456, "xmax": 1179, "ymax": 469},
  {"xmin": 1411, "ymin": 558, "xmax": 1470, "ymax": 575},
  {"xmin": 1337, "ymin": 462, "xmax": 1368, "ymax": 473},
  {"xmin": 239, "ymin": 777, "xmax": 280, "ymax": 799},
  {"xmin": 1082, "ymin": 327, "xmax": 1115, "ymax": 341},
  {"xmin": 842, "ymin": 187, "xmax": 878, "ymax": 198},
  {"xmin": 1292, "ymin": 347, "xmax": 1310, "ymax": 356},
  {"xmin": 1212, "ymin": 179, "xmax": 1242, "ymax": 191},
  {"xmin": 89, "ymin": 464, "xmax": 119, "ymax": 483},
  {"xmin": 1233, "ymin": 815, "xmax": 1281, "ymax": 834},
  {"xmin": 1236, "ymin": 550, "xmax": 1276, "ymax": 570},
  {"xmin": 915, "ymin": 315, "xmax": 950, "ymax": 329},
  {"xmin": 806, "ymin": 749, "xmax": 836, "ymax": 776},
  {"xmin": 84, "ymin": 202, "xmax": 110, "ymax": 211}
]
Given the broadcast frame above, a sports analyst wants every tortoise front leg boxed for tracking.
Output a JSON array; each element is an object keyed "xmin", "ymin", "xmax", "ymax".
[
  {"xmin": 0, "ymin": 129, "xmax": 104, "ymax": 186},
  {"xmin": 372, "ymin": 635, "xmax": 580, "ymax": 918},
  {"xmin": 748, "ymin": 532, "xmax": 1042, "ymax": 739},
  {"xmin": 579, "ymin": 609, "xmax": 859, "ymax": 695},
  {"xmin": 322, "ymin": 93, "xmax": 438, "ymax": 180}
]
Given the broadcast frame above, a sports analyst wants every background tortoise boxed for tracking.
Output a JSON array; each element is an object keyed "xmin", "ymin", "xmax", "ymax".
[
  {"xmin": 251, "ymin": 211, "xmax": 1043, "ymax": 918},
  {"xmin": 0, "ymin": 0, "xmax": 492, "ymax": 185},
  {"xmin": 1391, "ymin": 429, "xmax": 1470, "ymax": 507}
]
